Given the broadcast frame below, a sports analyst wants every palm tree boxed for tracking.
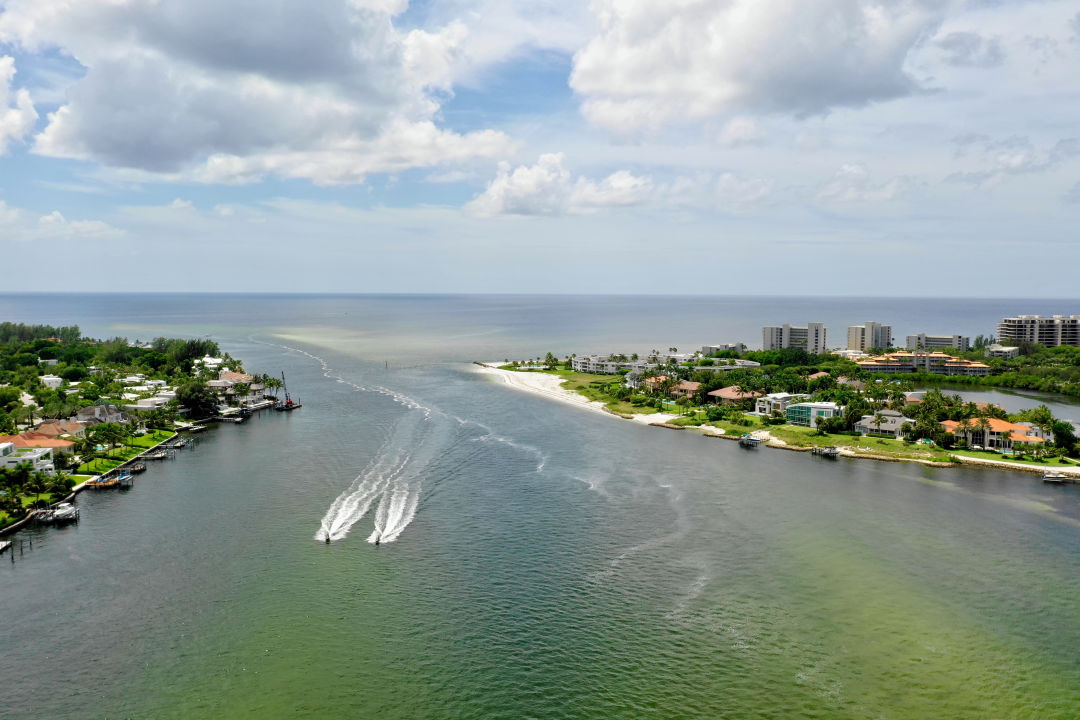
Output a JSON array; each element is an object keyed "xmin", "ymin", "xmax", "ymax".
[
  {"xmin": 872, "ymin": 412, "xmax": 886, "ymax": 436},
  {"xmin": 976, "ymin": 415, "xmax": 992, "ymax": 449}
]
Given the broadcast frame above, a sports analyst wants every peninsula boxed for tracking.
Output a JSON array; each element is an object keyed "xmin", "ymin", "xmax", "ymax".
[{"xmin": 478, "ymin": 316, "xmax": 1080, "ymax": 479}]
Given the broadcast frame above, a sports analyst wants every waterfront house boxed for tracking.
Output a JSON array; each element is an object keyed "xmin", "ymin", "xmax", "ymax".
[
  {"xmin": 786, "ymin": 402, "xmax": 843, "ymax": 428},
  {"xmin": 755, "ymin": 393, "xmax": 809, "ymax": 416},
  {"xmin": 0, "ymin": 441, "xmax": 56, "ymax": 474},
  {"xmin": 642, "ymin": 375, "xmax": 669, "ymax": 391},
  {"xmin": 220, "ymin": 370, "xmax": 254, "ymax": 383},
  {"xmin": 854, "ymin": 410, "xmax": 915, "ymax": 438},
  {"xmin": 939, "ymin": 418, "xmax": 1047, "ymax": 450},
  {"xmin": 34, "ymin": 420, "xmax": 86, "ymax": 438},
  {"xmin": 672, "ymin": 381, "xmax": 702, "ymax": 400},
  {"xmin": 0, "ymin": 432, "xmax": 76, "ymax": 454},
  {"xmin": 708, "ymin": 386, "xmax": 764, "ymax": 406},
  {"xmin": 76, "ymin": 404, "xmax": 130, "ymax": 426}
]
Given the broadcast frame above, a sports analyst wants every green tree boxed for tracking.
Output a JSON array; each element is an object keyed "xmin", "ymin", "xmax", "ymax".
[{"xmin": 176, "ymin": 381, "xmax": 219, "ymax": 419}]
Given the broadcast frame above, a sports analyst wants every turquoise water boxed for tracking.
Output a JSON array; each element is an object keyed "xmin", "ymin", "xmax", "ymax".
[{"xmin": 1, "ymin": 295, "xmax": 1079, "ymax": 718}]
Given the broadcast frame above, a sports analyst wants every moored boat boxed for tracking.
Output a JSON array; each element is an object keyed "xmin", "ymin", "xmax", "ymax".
[
  {"xmin": 812, "ymin": 446, "xmax": 840, "ymax": 458},
  {"xmin": 40, "ymin": 502, "xmax": 79, "ymax": 523},
  {"xmin": 1042, "ymin": 471, "xmax": 1074, "ymax": 484},
  {"xmin": 739, "ymin": 434, "xmax": 762, "ymax": 448},
  {"xmin": 274, "ymin": 371, "xmax": 302, "ymax": 412}
]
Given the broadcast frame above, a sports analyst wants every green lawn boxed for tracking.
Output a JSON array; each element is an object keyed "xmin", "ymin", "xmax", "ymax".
[{"xmin": 77, "ymin": 430, "xmax": 175, "ymax": 473}]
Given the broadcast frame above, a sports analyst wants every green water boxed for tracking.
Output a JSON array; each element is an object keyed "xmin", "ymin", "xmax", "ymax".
[{"xmin": 2, "ymin": 295, "xmax": 1079, "ymax": 718}]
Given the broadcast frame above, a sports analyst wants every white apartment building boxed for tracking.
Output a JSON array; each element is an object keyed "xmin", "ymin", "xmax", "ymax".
[
  {"xmin": 997, "ymin": 315, "xmax": 1080, "ymax": 347},
  {"xmin": 905, "ymin": 333, "xmax": 970, "ymax": 351},
  {"xmin": 846, "ymin": 322, "xmax": 892, "ymax": 352},
  {"xmin": 701, "ymin": 343, "xmax": 747, "ymax": 355},
  {"xmin": 762, "ymin": 323, "xmax": 828, "ymax": 355}
]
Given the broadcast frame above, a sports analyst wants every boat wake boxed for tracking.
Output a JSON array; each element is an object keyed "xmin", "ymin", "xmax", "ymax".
[{"xmin": 260, "ymin": 340, "xmax": 544, "ymax": 545}]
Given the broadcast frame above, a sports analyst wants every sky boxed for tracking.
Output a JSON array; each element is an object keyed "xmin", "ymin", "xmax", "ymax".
[{"xmin": 0, "ymin": 0, "xmax": 1078, "ymax": 295}]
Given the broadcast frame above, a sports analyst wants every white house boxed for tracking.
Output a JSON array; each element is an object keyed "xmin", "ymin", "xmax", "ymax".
[
  {"xmin": 786, "ymin": 402, "xmax": 843, "ymax": 428},
  {"xmin": 40, "ymin": 374, "xmax": 63, "ymax": 389},
  {"xmin": 854, "ymin": 409, "xmax": 915, "ymax": 438},
  {"xmin": 0, "ymin": 442, "xmax": 56, "ymax": 474},
  {"xmin": 755, "ymin": 393, "xmax": 809, "ymax": 416}
]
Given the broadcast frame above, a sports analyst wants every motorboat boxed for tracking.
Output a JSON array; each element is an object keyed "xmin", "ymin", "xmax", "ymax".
[
  {"xmin": 1042, "ymin": 471, "xmax": 1074, "ymax": 484},
  {"xmin": 48, "ymin": 502, "xmax": 80, "ymax": 523}
]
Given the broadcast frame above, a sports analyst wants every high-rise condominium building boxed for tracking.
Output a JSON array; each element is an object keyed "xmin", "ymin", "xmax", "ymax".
[
  {"xmin": 905, "ymin": 333, "xmax": 971, "ymax": 351},
  {"xmin": 997, "ymin": 315, "xmax": 1080, "ymax": 347},
  {"xmin": 762, "ymin": 323, "xmax": 828, "ymax": 355},
  {"xmin": 846, "ymin": 322, "xmax": 892, "ymax": 352}
]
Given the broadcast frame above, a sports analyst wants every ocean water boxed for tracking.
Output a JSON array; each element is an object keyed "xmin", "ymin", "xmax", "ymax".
[{"xmin": 1, "ymin": 294, "xmax": 1079, "ymax": 719}]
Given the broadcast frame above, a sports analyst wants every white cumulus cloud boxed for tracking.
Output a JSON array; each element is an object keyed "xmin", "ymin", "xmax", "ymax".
[
  {"xmin": 570, "ymin": 0, "xmax": 944, "ymax": 133},
  {"xmin": 468, "ymin": 153, "xmax": 653, "ymax": 216},
  {"xmin": 0, "ymin": 0, "xmax": 511, "ymax": 184},
  {"xmin": 0, "ymin": 56, "xmax": 37, "ymax": 154}
]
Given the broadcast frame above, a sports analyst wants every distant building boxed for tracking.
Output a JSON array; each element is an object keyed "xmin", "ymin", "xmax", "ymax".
[
  {"xmin": 40, "ymin": 374, "xmax": 63, "ymax": 389},
  {"xmin": 985, "ymin": 344, "xmax": 1020, "ymax": 359},
  {"xmin": 905, "ymin": 333, "xmax": 970, "ymax": 351},
  {"xmin": 786, "ymin": 402, "xmax": 842, "ymax": 428},
  {"xmin": 701, "ymin": 343, "xmax": 746, "ymax": 355},
  {"xmin": 846, "ymin": 322, "xmax": 892, "ymax": 352},
  {"xmin": 997, "ymin": 315, "xmax": 1080, "ymax": 347},
  {"xmin": 856, "ymin": 352, "xmax": 990, "ymax": 377},
  {"xmin": 762, "ymin": 322, "xmax": 828, "ymax": 355}
]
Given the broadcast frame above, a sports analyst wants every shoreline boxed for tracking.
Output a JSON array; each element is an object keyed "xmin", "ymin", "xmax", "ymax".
[{"xmin": 472, "ymin": 363, "xmax": 1080, "ymax": 480}]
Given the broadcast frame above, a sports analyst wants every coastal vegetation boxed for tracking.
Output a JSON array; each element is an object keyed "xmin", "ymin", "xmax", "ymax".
[
  {"xmin": 501, "ymin": 344, "xmax": 1080, "ymax": 468},
  {"xmin": 0, "ymin": 322, "xmax": 271, "ymax": 530}
]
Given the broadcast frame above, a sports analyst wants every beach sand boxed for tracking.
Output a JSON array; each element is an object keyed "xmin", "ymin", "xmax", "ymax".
[{"xmin": 472, "ymin": 363, "xmax": 681, "ymax": 425}]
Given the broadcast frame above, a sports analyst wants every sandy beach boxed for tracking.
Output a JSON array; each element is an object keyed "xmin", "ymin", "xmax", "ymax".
[{"xmin": 473, "ymin": 363, "xmax": 682, "ymax": 425}]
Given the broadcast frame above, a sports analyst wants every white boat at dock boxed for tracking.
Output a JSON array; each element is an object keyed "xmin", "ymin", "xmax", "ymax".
[
  {"xmin": 739, "ymin": 434, "xmax": 762, "ymax": 448},
  {"xmin": 1042, "ymin": 471, "xmax": 1075, "ymax": 484},
  {"xmin": 39, "ymin": 502, "xmax": 80, "ymax": 523}
]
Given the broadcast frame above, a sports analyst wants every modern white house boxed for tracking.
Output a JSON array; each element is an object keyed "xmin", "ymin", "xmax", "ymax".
[
  {"xmin": 785, "ymin": 402, "xmax": 843, "ymax": 428},
  {"xmin": 755, "ymin": 393, "xmax": 809, "ymax": 416},
  {"xmin": 854, "ymin": 409, "xmax": 915, "ymax": 438},
  {"xmin": 905, "ymin": 333, "xmax": 970, "ymax": 351},
  {"xmin": 0, "ymin": 442, "xmax": 56, "ymax": 474},
  {"xmin": 985, "ymin": 344, "xmax": 1020, "ymax": 359},
  {"xmin": 40, "ymin": 374, "xmax": 63, "ymax": 389},
  {"xmin": 762, "ymin": 323, "xmax": 828, "ymax": 355},
  {"xmin": 847, "ymin": 322, "xmax": 892, "ymax": 352}
]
